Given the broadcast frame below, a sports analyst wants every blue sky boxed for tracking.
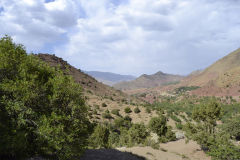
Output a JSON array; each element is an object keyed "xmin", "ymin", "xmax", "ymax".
[{"xmin": 0, "ymin": 0, "xmax": 240, "ymax": 76}]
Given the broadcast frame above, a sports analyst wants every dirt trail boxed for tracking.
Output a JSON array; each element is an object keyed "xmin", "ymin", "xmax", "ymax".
[{"xmin": 117, "ymin": 139, "xmax": 211, "ymax": 160}]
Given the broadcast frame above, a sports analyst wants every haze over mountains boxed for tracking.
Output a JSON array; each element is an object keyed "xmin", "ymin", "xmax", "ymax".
[{"xmin": 85, "ymin": 71, "xmax": 136, "ymax": 86}]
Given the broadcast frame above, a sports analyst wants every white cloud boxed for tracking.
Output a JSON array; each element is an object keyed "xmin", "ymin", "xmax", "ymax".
[{"xmin": 1, "ymin": 0, "xmax": 240, "ymax": 75}]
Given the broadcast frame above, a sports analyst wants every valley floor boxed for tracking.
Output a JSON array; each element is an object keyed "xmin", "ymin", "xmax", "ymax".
[{"xmin": 117, "ymin": 139, "xmax": 211, "ymax": 160}]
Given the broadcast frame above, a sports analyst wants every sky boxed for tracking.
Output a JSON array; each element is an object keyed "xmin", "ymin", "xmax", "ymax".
[{"xmin": 0, "ymin": 0, "xmax": 240, "ymax": 76}]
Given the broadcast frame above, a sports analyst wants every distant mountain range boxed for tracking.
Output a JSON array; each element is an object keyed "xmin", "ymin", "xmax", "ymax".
[
  {"xmin": 113, "ymin": 71, "xmax": 184, "ymax": 90},
  {"xmin": 85, "ymin": 71, "xmax": 136, "ymax": 86}
]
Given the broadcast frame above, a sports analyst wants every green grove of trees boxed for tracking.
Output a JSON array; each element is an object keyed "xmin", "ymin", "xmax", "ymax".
[
  {"xmin": 184, "ymin": 101, "xmax": 240, "ymax": 160},
  {"xmin": 0, "ymin": 36, "xmax": 91, "ymax": 159}
]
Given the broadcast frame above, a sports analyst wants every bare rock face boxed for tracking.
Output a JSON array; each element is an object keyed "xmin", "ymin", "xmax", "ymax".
[{"xmin": 175, "ymin": 131, "xmax": 185, "ymax": 140}]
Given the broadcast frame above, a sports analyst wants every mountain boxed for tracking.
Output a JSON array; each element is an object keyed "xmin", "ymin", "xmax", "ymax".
[
  {"xmin": 113, "ymin": 71, "xmax": 184, "ymax": 90},
  {"xmin": 36, "ymin": 54, "xmax": 129, "ymax": 101},
  {"xmin": 179, "ymin": 48, "xmax": 240, "ymax": 96},
  {"xmin": 85, "ymin": 71, "xmax": 136, "ymax": 86}
]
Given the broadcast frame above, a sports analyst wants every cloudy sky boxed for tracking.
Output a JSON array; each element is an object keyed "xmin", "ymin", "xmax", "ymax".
[{"xmin": 0, "ymin": 0, "xmax": 240, "ymax": 76}]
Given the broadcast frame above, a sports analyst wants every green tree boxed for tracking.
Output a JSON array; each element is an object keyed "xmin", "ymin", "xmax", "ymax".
[
  {"xmin": 192, "ymin": 101, "xmax": 222, "ymax": 134},
  {"xmin": 88, "ymin": 124, "xmax": 110, "ymax": 148},
  {"xmin": 0, "ymin": 36, "xmax": 90, "ymax": 159},
  {"xmin": 124, "ymin": 107, "xmax": 132, "ymax": 113},
  {"xmin": 128, "ymin": 123, "xmax": 149, "ymax": 145},
  {"xmin": 221, "ymin": 116, "xmax": 240, "ymax": 140},
  {"xmin": 148, "ymin": 116, "xmax": 168, "ymax": 137},
  {"xmin": 134, "ymin": 107, "xmax": 141, "ymax": 113}
]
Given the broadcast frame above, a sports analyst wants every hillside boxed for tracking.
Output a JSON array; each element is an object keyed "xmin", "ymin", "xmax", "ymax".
[
  {"xmin": 113, "ymin": 71, "xmax": 184, "ymax": 90},
  {"xmin": 36, "ymin": 54, "xmax": 153, "ymax": 124},
  {"xmin": 37, "ymin": 54, "xmax": 126, "ymax": 100},
  {"xmin": 179, "ymin": 48, "xmax": 240, "ymax": 96},
  {"xmin": 85, "ymin": 71, "xmax": 136, "ymax": 86}
]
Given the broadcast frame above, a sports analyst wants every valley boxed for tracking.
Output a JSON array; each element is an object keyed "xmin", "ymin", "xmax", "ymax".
[{"xmin": 1, "ymin": 36, "xmax": 240, "ymax": 160}]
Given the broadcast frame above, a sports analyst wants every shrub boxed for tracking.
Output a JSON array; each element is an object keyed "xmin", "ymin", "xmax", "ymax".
[
  {"xmin": 144, "ymin": 137, "xmax": 160, "ymax": 150},
  {"xmin": 148, "ymin": 116, "xmax": 168, "ymax": 137},
  {"xmin": 134, "ymin": 107, "xmax": 141, "ymax": 113},
  {"xmin": 118, "ymin": 127, "xmax": 130, "ymax": 147},
  {"xmin": 93, "ymin": 109, "xmax": 98, "ymax": 115},
  {"xmin": 114, "ymin": 117, "xmax": 131, "ymax": 129},
  {"xmin": 111, "ymin": 109, "xmax": 120, "ymax": 116},
  {"xmin": 102, "ymin": 103, "xmax": 107, "ymax": 107},
  {"xmin": 170, "ymin": 115, "xmax": 181, "ymax": 123},
  {"xmin": 124, "ymin": 115, "xmax": 132, "ymax": 122},
  {"xmin": 221, "ymin": 116, "xmax": 240, "ymax": 140},
  {"xmin": 102, "ymin": 112, "xmax": 113, "ymax": 119},
  {"xmin": 145, "ymin": 107, "xmax": 151, "ymax": 113},
  {"xmin": 0, "ymin": 36, "xmax": 90, "ymax": 159},
  {"xmin": 128, "ymin": 123, "xmax": 149, "ymax": 145},
  {"xmin": 124, "ymin": 107, "xmax": 132, "ymax": 113},
  {"xmin": 108, "ymin": 131, "xmax": 120, "ymax": 147},
  {"xmin": 176, "ymin": 122, "xmax": 183, "ymax": 130},
  {"xmin": 89, "ymin": 124, "xmax": 110, "ymax": 148}
]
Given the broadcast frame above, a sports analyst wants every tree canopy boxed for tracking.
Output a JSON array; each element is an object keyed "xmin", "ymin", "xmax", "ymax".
[{"xmin": 0, "ymin": 36, "xmax": 91, "ymax": 159}]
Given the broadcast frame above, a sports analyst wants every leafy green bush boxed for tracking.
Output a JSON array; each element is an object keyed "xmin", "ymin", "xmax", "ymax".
[
  {"xmin": 148, "ymin": 116, "xmax": 168, "ymax": 137},
  {"xmin": 170, "ymin": 115, "xmax": 181, "ymax": 123},
  {"xmin": 144, "ymin": 137, "xmax": 160, "ymax": 150},
  {"xmin": 102, "ymin": 112, "xmax": 113, "ymax": 119},
  {"xmin": 114, "ymin": 117, "xmax": 131, "ymax": 129},
  {"xmin": 145, "ymin": 107, "xmax": 151, "ymax": 113},
  {"xmin": 108, "ymin": 131, "xmax": 120, "ymax": 147},
  {"xmin": 128, "ymin": 123, "xmax": 149, "ymax": 145},
  {"xmin": 134, "ymin": 107, "xmax": 141, "ymax": 113},
  {"xmin": 124, "ymin": 115, "xmax": 132, "ymax": 122},
  {"xmin": 89, "ymin": 124, "xmax": 109, "ymax": 148},
  {"xmin": 148, "ymin": 115, "xmax": 176, "ymax": 143},
  {"xmin": 111, "ymin": 109, "xmax": 120, "ymax": 116},
  {"xmin": 124, "ymin": 107, "xmax": 132, "ymax": 113},
  {"xmin": 221, "ymin": 116, "xmax": 240, "ymax": 140},
  {"xmin": 176, "ymin": 122, "xmax": 183, "ymax": 130},
  {"xmin": 0, "ymin": 36, "xmax": 91, "ymax": 159},
  {"xmin": 102, "ymin": 103, "xmax": 107, "ymax": 107}
]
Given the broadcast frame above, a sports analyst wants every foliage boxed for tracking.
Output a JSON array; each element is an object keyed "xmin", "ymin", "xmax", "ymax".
[
  {"xmin": 101, "ymin": 103, "xmax": 107, "ymax": 107},
  {"xmin": 170, "ymin": 114, "xmax": 181, "ymax": 123},
  {"xmin": 145, "ymin": 107, "xmax": 151, "ymax": 113},
  {"xmin": 111, "ymin": 109, "xmax": 120, "ymax": 116},
  {"xmin": 175, "ymin": 86, "xmax": 200, "ymax": 94},
  {"xmin": 144, "ymin": 137, "xmax": 160, "ymax": 150},
  {"xmin": 102, "ymin": 112, "xmax": 113, "ymax": 119},
  {"xmin": 124, "ymin": 115, "xmax": 132, "ymax": 122},
  {"xmin": 128, "ymin": 123, "xmax": 149, "ymax": 145},
  {"xmin": 0, "ymin": 36, "xmax": 90, "ymax": 159},
  {"xmin": 124, "ymin": 107, "xmax": 132, "ymax": 113},
  {"xmin": 134, "ymin": 107, "xmax": 141, "ymax": 113},
  {"xmin": 148, "ymin": 116, "xmax": 168, "ymax": 137},
  {"xmin": 176, "ymin": 122, "xmax": 183, "ymax": 130},
  {"xmin": 88, "ymin": 124, "xmax": 109, "ymax": 148},
  {"xmin": 192, "ymin": 101, "xmax": 222, "ymax": 134},
  {"xmin": 113, "ymin": 117, "xmax": 131, "ymax": 129},
  {"xmin": 184, "ymin": 101, "xmax": 240, "ymax": 160},
  {"xmin": 221, "ymin": 115, "xmax": 240, "ymax": 140}
]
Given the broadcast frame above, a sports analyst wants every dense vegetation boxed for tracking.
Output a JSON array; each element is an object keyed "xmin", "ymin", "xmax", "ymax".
[
  {"xmin": 0, "ymin": 36, "xmax": 91, "ymax": 159},
  {"xmin": 146, "ymin": 95, "xmax": 240, "ymax": 160}
]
